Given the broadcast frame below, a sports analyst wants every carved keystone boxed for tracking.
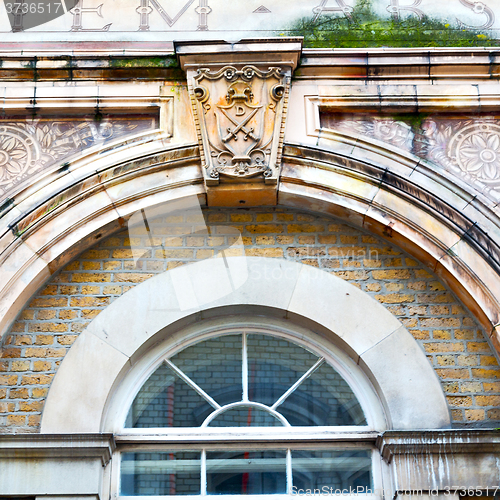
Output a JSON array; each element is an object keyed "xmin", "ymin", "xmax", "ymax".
[{"xmin": 176, "ymin": 38, "xmax": 302, "ymax": 206}]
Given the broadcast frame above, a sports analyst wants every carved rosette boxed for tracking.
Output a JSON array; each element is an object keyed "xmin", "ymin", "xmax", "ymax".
[
  {"xmin": 448, "ymin": 122, "xmax": 500, "ymax": 188},
  {"xmin": 0, "ymin": 125, "xmax": 40, "ymax": 191},
  {"xmin": 189, "ymin": 65, "xmax": 289, "ymax": 186}
]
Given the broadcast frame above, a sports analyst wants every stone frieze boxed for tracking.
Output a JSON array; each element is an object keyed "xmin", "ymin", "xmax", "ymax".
[
  {"xmin": 321, "ymin": 113, "xmax": 500, "ymax": 201},
  {"xmin": 1, "ymin": 0, "xmax": 498, "ymax": 40},
  {"xmin": 0, "ymin": 115, "xmax": 158, "ymax": 197}
]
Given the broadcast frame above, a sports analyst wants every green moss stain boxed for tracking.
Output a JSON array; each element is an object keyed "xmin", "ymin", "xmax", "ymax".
[
  {"xmin": 392, "ymin": 113, "xmax": 429, "ymax": 132},
  {"xmin": 287, "ymin": 0, "xmax": 498, "ymax": 48},
  {"xmin": 109, "ymin": 56, "xmax": 179, "ymax": 69}
]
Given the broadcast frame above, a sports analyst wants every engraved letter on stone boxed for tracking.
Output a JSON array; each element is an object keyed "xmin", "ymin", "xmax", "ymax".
[{"xmin": 71, "ymin": 0, "xmax": 111, "ymax": 31}]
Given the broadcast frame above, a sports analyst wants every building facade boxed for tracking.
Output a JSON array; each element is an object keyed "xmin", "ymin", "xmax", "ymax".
[{"xmin": 1, "ymin": 1, "xmax": 500, "ymax": 498}]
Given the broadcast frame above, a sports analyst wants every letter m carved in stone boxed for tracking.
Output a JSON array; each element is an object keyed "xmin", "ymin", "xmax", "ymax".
[{"xmin": 137, "ymin": 0, "xmax": 211, "ymax": 31}]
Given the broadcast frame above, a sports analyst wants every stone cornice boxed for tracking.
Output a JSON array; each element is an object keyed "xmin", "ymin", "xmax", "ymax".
[
  {"xmin": 377, "ymin": 430, "xmax": 500, "ymax": 463},
  {"xmin": 0, "ymin": 433, "xmax": 115, "ymax": 465},
  {"xmin": 307, "ymin": 84, "xmax": 500, "ymax": 113},
  {"xmin": 0, "ymin": 43, "xmax": 500, "ymax": 83},
  {"xmin": 0, "ymin": 41, "xmax": 176, "ymax": 56},
  {"xmin": 0, "ymin": 54, "xmax": 183, "ymax": 81},
  {"xmin": 114, "ymin": 430, "xmax": 379, "ymax": 445},
  {"xmin": 175, "ymin": 38, "xmax": 303, "ymax": 72},
  {"xmin": 299, "ymin": 47, "xmax": 500, "ymax": 81}
]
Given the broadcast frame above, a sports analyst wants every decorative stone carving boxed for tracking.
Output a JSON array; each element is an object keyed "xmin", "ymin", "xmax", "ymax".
[
  {"xmin": 176, "ymin": 39, "xmax": 301, "ymax": 205},
  {"xmin": 323, "ymin": 116, "xmax": 414, "ymax": 153},
  {"xmin": 448, "ymin": 123, "xmax": 500, "ymax": 183},
  {"xmin": 0, "ymin": 116, "xmax": 157, "ymax": 197},
  {"xmin": 189, "ymin": 65, "xmax": 288, "ymax": 186},
  {"xmin": 423, "ymin": 119, "xmax": 500, "ymax": 198},
  {"xmin": 320, "ymin": 112, "xmax": 500, "ymax": 201}
]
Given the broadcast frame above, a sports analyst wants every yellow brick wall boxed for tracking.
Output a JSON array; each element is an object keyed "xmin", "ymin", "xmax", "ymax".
[{"xmin": 1, "ymin": 208, "xmax": 499, "ymax": 432}]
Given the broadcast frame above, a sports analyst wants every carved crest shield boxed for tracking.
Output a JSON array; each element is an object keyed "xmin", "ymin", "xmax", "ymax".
[{"xmin": 191, "ymin": 65, "xmax": 286, "ymax": 184}]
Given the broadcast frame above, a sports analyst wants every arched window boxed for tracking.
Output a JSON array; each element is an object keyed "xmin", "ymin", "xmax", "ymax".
[{"xmin": 115, "ymin": 325, "xmax": 382, "ymax": 497}]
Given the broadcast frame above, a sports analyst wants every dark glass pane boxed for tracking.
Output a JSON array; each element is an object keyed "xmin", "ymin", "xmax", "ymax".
[
  {"xmin": 208, "ymin": 407, "xmax": 283, "ymax": 427},
  {"xmin": 170, "ymin": 335, "xmax": 242, "ymax": 406},
  {"xmin": 207, "ymin": 451, "xmax": 286, "ymax": 495},
  {"xmin": 247, "ymin": 334, "xmax": 319, "ymax": 406},
  {"xmin": 278, "ymin": 363, "xmax": 366, "ymax": 426},
  {"xmin": 121, "ymin": 452, "xmax": 201, "ymax": 495},
  {"xmin": 126, "ymin": 363, "xmax": 211, "ymax": 428},
  {"xmin": 292, "ymin": 450, "xmax": 372, "ymax": 491}
]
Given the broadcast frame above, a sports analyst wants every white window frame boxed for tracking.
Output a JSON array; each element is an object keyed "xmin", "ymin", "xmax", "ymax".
[{"xmin": 106, "ymin": 317, "xmax": 387, "ymax": 499}]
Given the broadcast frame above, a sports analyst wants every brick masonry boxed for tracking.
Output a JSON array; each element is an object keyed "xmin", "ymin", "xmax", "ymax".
[{"xmin": 1, "ymin": 208, "xmax": 499, "ymax": 433}]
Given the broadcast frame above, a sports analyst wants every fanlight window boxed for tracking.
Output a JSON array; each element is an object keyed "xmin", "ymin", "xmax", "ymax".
[
  {"xmin": 125, "ymin": 334, "xmax": 366, "ymax": 429},
  {"xmin": 120, "ymin": 332, "xmax": 374, "ymax": 496}
]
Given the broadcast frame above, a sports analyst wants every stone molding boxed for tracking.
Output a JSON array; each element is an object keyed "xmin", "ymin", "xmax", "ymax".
[
  {"xmin": 299, "ymin": 47, "xmax": 500, "ymax": 81},
  {"xmin": 2, "ymin": 139, "xmax": 500, "ymax": 360},
  {"xmin": 303, "ymin": 84, "xmax": 500, "ymax": 114},
  {"xmin": 0, "ymin": 45, "xmax": 500, "ymax": 83},
  {"xmin": 377, "ymin": 429, "xmax": 500, "ymax": 490},
  {"xmin": 0, "ymin": 433, "xmax": 114, "ymax": 497},
  {"xmin": 0, "ymin": 54, "xmax": 182, "ymax": 81},
  {"xmin": 2, "ymin": 39, "xmax": 500, "ymax": 362},
  {"xmin": 280, "ymin": 143, "xmax": 500, "ymax": 332},
  {"xmin": 0, "ymin": 142, "xmax": 203, "ymax": 340},
  {"xmin": 0, "ymin": 433, "xmax": 115, "ymax": 465},
  {"xmin": 114, "ymin": 430, "xmax": 380, "ymax": 445},
  {"xmin": 0, "ymin": 83, "xmax": 175, "ymax": 199},
  {"xmin": 377, "ymin": 430, "xmax": 500, "ymax": 463},
  {"xmin": 0, "ymin": 84, "xmax": 173, "ymax": 115}
]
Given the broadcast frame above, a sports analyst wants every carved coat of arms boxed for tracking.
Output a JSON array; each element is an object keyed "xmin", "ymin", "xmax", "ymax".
[{"xmin": 191, "ymin": 65, "xmax": 287, "ymax": 185}]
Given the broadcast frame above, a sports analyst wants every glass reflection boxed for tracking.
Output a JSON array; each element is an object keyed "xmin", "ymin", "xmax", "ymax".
[
  {"xmin": 126, "ymin": 363, "xmax": 211, "ymax": 428},
  {"xmin": 278, "ymin": 363, "xmax": 366, "ymax": 426},
  {"xmin": 206, "ymin": 451, "xmax": 287, "ymax": 495},
  {"xmin": 125, "ymin": 333, "xmax": 366, "ymax": 429},
  {"xmin": 170, "ymin": 335, "xmax": 242, "ymax": 407},
  {"xmin": 292, "ymin": 450, "xmax": 372, "ymax": 490},
  {"xmin": 247, "ymin": 334, "xmax": 318, "ymax": 406},
  {"xmin": 121, "ymin": 452, "xmax": 201, "ymax": 496},
  {"xmin": 208, "ymin": 407, "xmax": 284, "ymax": 427}
]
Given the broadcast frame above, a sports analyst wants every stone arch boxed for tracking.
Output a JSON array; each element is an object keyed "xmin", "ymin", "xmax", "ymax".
[
  {"xmin": 1, "ymin": 134, "xmax": 500, "ymax": 361},
  {"xmin": 279, "ymin": 140, "xmax": 500, "ymax": 350},
  {"xmin": 40, "ymin": 256, "xmax": 450, "ymax": 434},
  {"xmin": 0, "ymin": 140, "xmax": 204, "ymax": 338}
]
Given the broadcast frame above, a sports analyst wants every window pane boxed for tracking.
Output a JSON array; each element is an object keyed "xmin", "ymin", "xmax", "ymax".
[
  {"xmin": 170, "ymin": 335, "xmax": 242, "ymax": 406},
  {"xmin": 206, "ymin": 451, "xmax": 287, "ymax": 494},
  {"xmin": 247, "ymin": 334, "xmax": 319, "ymax": 406},
  {"xmin": 207, "ymin": 407, "xmax": 284, "ymax": 427},
  {"xmin": 126, "ymin": 362, "xmax": 212, "ymax": 428},
  {"xmin": 121, "ymin": 452, "xmax": 201, "ymax": 495},
  {"xmin": 292, "ymin": 450, "xmax": 372, "ymax": 491},
  {"xmin": 277, "ymin": 363, "xmax": 366, "ymax": 426}
]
